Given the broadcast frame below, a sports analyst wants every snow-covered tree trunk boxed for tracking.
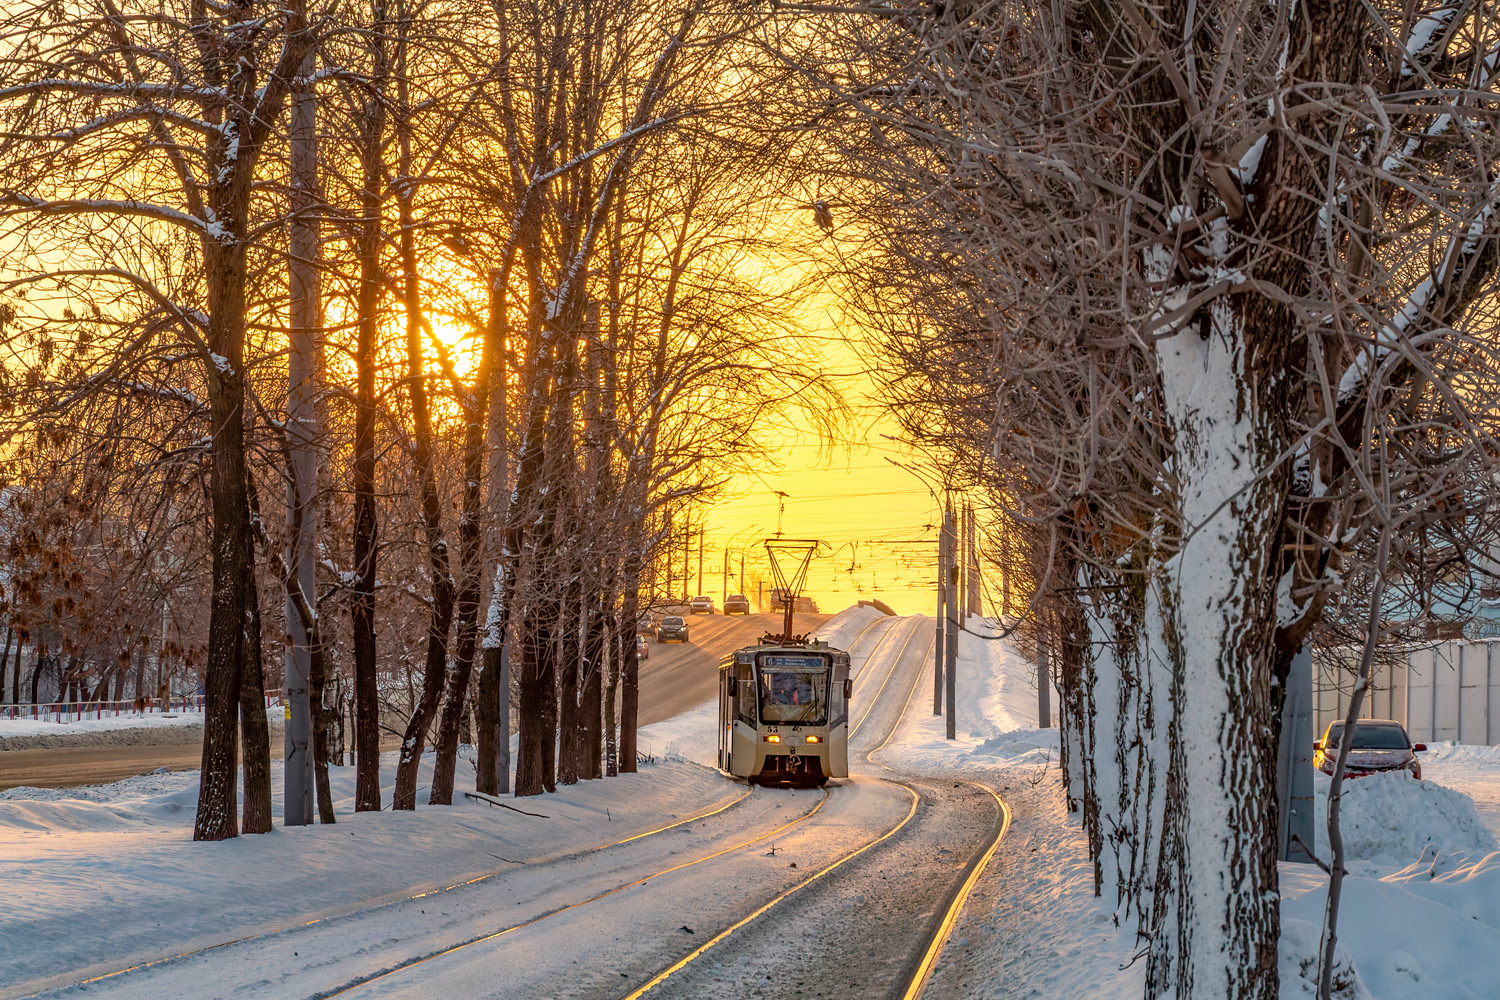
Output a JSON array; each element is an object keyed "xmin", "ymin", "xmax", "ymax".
[{"xmin": 1144, "ymin": 297, "xmax": 1291, "ymax": 999}]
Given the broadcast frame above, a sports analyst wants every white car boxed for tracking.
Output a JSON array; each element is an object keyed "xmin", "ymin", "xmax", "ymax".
[
  {"xmin": 690, "ymin": 595, "xmax": 715, "ymax": 614},
  {"xmin": 635, "ymin": 634, "xmax": 649, "ymax": 660}
]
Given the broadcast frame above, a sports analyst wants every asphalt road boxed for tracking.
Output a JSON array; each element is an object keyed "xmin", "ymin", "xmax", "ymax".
[
  {"xmin": 0, "ymin": 609, "xmax": 830, "ymax": 791},
  {"xmin": 636, "ymin": 609, "xmax": 830, "ymax": 726},
  {"xmin": 0, "ymin": 740, "xmax": 273, "ymax": 792}
]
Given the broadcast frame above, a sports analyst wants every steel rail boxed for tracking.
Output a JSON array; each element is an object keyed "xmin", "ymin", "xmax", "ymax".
[
  {"xmin": 320, "ymin": 789, "xmax": 836, "ymax": 998},
  {"xmin": 316, "ymin": 614, "xmax": 904, "ymax": 998},
  {"xmin": 39, "ymin": 784, "xmax": 761, "ymax": 999},
  {"xmin": 863, "ymin": 628, "xmax": 1014, "ymax": 1000},
  {"xmin": 848, "ymin": 616, "xmax": 929, "ymax": 742},
  {"xmin": 620, "ymin": 619, "xmax": 1013, "ymax": 1000},
  {"xmin": 618, "ymin": 618, "xmax": 933, "ymax": 1000},
  {"xmin": 619, "ymin": 784, "xmax": 922, "ymax": 1000}
]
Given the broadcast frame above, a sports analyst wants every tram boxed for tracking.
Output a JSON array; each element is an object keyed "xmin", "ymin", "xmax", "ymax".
[{"xmin": 717, "ymin": 641, "xmax": 851, "ymax": 786}]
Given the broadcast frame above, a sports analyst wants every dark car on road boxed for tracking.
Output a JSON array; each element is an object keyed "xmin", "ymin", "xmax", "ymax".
[
  {"xmin": 724, "ymin": 593, "xmax": 750, "ymax": 615},
  {"xmin": 636, "ymin": 617, "xmax": 657, "ymax": 638},
  {"xmin": 1314, "ymin": 719, "xmax": 1426, "ymax": 779},
  {"xmin": 656, "ymin": 615, "xmax": 689, "ymax": 643}
]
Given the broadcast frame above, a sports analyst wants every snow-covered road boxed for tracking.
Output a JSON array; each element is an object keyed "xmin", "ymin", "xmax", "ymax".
[{"xmin": 3, "ymin": 609, "xmax": 1011, "ymax": 1000}]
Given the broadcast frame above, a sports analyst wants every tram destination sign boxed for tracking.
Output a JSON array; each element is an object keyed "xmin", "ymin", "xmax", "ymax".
[{"xmin": 759, "ymin": 654, "xmax": 828, "ymax": 669}]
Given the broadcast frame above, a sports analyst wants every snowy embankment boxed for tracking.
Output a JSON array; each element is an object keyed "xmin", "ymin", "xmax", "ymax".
[
  {"xmin": 873, "ymin": 616, "xmax": 1500, "ymax": 1000},
  {"xmin": 0, "ymin": 706, "xmax": 282, "ymax": 749},
  {"xmin": 0, "ymin": 605, "xmax": 882, "ymax": 997}
]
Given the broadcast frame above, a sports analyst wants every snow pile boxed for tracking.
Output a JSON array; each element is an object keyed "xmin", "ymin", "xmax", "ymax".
[
  {"xmin": 1421, "ymin": 742, "xmax": 1500, "ymax": 839},
  {"xmin": 0, "ymin": 747, "xmax": 737, "ymax": 994},
  {"xmin": 809, "ymin": 601, "xmax": 887, "ymax": 648},
  {"xmin": 1280, "ymin": 851, "xmax": 1500, "ymax": 1000},
  {"xmin": 1312, "ymin": 770, "xmax": 1497, "ymax": 863},
  {"xmin": 875, "ymin": 618, "xmax": 1500, "ymax": 1000},
  {"xmin": 875, "ymin": 615, "xmax": 1052, "ymax": 775},
  {"xmin": 0, "ymin": 705, "xmax": 281, "ymax": 749}
]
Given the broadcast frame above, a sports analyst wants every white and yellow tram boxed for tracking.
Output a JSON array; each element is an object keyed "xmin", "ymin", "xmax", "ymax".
[{"xmin": 717, "ymin": 642, "xmax": 851, "ymax": 786}]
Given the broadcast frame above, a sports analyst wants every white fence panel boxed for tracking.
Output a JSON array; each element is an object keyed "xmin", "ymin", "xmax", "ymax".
[{"xmin": 1314, "ymin": 640, "xmax": 1500, "ymax": 746}]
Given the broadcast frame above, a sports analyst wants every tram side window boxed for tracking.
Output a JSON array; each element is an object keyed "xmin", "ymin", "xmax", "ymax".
[{"xmin": 736, "ymin": 666, "xmax": 756, "ymax": 723}]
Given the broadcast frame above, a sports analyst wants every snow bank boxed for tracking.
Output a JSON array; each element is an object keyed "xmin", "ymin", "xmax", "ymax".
[
  {"xmin": 874, "ymin": 616, "xmax": 1500, "ymax": 1000},
  {"xmin": 0, "ymin": 705, "xmax": 281, "ymax": 749},
  {"xmin": 875, "ymin": 615, "xmax": 1053, "ymax": 775},
  {"xmin": 809, "ymin": 602, "xmax": 887, "ymax": 648},
  {"xmin": 0, "ymin": 746, "xmax": 737, "ymax": 994},
  {"xmin": 1312, "ymin": 770, "xmax": 1497, "ymax": 864}
]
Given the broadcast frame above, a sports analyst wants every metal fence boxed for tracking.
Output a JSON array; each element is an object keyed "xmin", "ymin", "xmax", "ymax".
[{"xmin": 1313, "ymin": 640, "xmax": 1500, "ymax": 745}]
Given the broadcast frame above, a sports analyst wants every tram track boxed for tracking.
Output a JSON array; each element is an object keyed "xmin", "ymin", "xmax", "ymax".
[
  {"xmin": 305, "ymin": 615, "xmax": 912, "ymax": 1000},
  {"xmin": 23, "ymin": 614, "xmax": 908, "ymax": 1000},
  {"xmin": 24, "ymin": 613, "xmax": 1009, "ymax": 1000},
  {"xmin": 614, "ymin": 617, "xmax": 1012, "ymax": 1000}
]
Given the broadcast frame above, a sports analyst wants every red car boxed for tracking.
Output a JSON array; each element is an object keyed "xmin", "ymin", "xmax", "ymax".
[{"xmin": 1314, "ymin": 719, "xmax": 1426, "ymax": 779}]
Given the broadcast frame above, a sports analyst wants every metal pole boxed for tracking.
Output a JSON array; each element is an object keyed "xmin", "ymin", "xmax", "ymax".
[
  {"xmin": 722, "ymin": 548, "xmax": 728, "ymax": 608},
  {"xmin": 740, "ymin": 553, "xmax": 745, "ymax": 593},
  {"xmin": 284, "ymin": 48, "xmax": 318, "ymax": 826},
  {"xmin": 934, "ymin": 519, "xmax": 945, "ymax": 715},
  {"xmin": 945, "ymin": 505, "xmax": 958, "ymax": 740},
  {"xmin": 1279, "ymin": 644, "xmax": 1315, "ymax": 862},
  {"xmin": 1037, "ymin": 631, "xmax": 1051, "ymax": 728},
  {"xmin": 697, "ymin": 528, "xmax": 704, "ymax": 596}
]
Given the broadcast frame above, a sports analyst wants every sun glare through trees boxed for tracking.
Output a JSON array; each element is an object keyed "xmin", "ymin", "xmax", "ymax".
[{"xmin": 6, "ymin": 3, "xmax": 1500, "ymax": 1000}]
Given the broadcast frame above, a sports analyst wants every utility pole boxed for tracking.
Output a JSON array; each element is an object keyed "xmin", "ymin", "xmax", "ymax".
[
  {"xmin": 967, "ymin": 505, "xmax": 981, "ymax": 617},
  {"xmin": 683, "ymin": 524, "xmax": 691, "ymax": 602},
  {"xmin": 739, "ymin": 553, "xmax": 745, "ymax": 593},
  {"xmin": 1037, "ymin": 628, "xmax": 1051, "ymax": 728},
  {"xmin": 722, "ymin": 548, "xmax": 728, "ymax": 607},
  {"xmin": 283, "ymin": 47, "xmax": 318, "ymax": 826},
  {"xmin": 697, "ymin": 528, "xmax": 704, "ymax": 596},
  {"xmin": 1278, "ymin": 645, "xmax": 1315, "ymax": 862},
  {"xmin": 944, "ymin": 504, "xmax": 958, "ymax": 740},
  {"xmin": 934, "ymin": 516, "xmax": 945, "ymax": 715}
]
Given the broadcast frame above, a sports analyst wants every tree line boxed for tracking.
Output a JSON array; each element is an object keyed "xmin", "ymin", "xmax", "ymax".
[
  {"xmin": 788, "ymin": 2, "xmax": 1500, "ymax": 998},
  {"xmin": 0, "ymin": 0, "xmax": 834, "ymax": 837}
]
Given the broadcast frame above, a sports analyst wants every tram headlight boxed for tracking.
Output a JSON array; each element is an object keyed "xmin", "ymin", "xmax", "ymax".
[
  {"xmin": 766, "ymin": 733, "xmax": 781, "ymax": 743},
  {"xmin": 804, "ymin": 735, "xmax": 821, "ymax": 744}
]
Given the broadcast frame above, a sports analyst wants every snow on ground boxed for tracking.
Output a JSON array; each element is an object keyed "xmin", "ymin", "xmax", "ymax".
[
  {"xmin": 0, "ymin": 706, "xmax": 281, "ymax": 749},
  {"xmin": 8, "ymin": 603, "xmax": 1500, "ymax": 1000},
  {"xmin": 0, "ymin": 744, "xmax": 736, "ymax": 996},
  {"xmin": 876, "ymin": 616, "xmax": 1500, "ymax": 1000},
  {"xmin": 0, "ymin": 604, "xmax": 885, "ymax": 997}
]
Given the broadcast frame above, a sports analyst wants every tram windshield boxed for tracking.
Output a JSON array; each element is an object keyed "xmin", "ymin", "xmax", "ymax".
[{"xmin": 757, "ymin": 655, "xmax": 830, "ymax": 725}]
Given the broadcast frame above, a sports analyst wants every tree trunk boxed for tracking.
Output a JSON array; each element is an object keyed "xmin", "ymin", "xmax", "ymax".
[
  {"xmin": 603, "ymin": 616, "xmax": 620, "ymax": 777},
  {"xmin": 349, "ymin": 4, "xmax": 388, "ymax": 813},
  {"xmin": 12, "ymin": 635, "xmax": 22, "ymax": 705},
  {"xmin": 0, "ymin": 628, "xmax": 11, "ymax": 704},
  {"xmin": 618, "ymin": 545, "xmax": 642, "ymax": 773},
  {"xmin": 556, "ymin": 587, "xmax": 582, "ymax": 786},
  {"xmin": 308, "ymin": 616, "xmax": 335, "ymax": 824},
  {"xmin": 240, "ymin": 526, "xmax": 274, "ymax": 834},
  {"xmin": 582, "ymin": 599, "xmax": 605, "ymax": 779}
]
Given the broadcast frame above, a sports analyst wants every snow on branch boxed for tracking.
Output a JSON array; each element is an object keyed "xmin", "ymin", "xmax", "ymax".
[
  {"xmin": 0, "ymin": 192, "xmax": 211, "ymax": 235},
  {"xmin": 1337, "ymin": 185, "xmax": 1499, "ymax": 405}
]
